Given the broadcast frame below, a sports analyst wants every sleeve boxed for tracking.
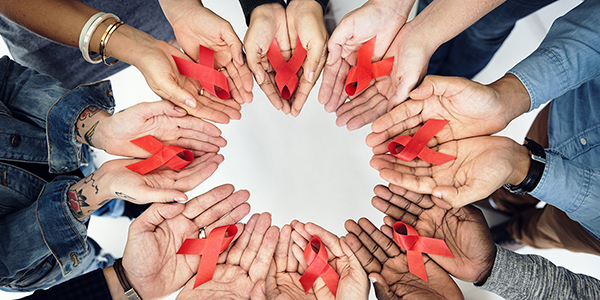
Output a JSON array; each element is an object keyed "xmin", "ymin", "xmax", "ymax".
[
  {"xmin": 508, "ymin": 0, "xmax": 600, "ymax": 111},
  {"xmin": 21, "ymin": 269, "xmax": 111, "ymax": 300},
  {"xmin": 478, "ymin": 245, "xmax": 600, "ymax": 299},
  {"xmin": 238, "ymin": 0, "xmax": 287, "ymax": 25}
]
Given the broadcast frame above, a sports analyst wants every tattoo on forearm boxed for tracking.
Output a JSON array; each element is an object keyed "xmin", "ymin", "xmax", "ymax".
[
  {"xmin": 79, "ymin": 107, "xmax": 100, "ymax": 121},
  {"xmin": 115, "ymin": 191, "xmax": 136, "ymax": 201},
  {"xmin": 68, "ymin": 188, "xmax": 90, "ymax": 220},
  {"xmin": 82, "ymin": 173, "xmax": 99, "ymax": 194},
  {"xmin": 84, "ymin": 121, "xmax": 99, "ymax": 147}
]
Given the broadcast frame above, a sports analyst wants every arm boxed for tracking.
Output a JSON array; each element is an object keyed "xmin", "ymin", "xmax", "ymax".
[
  {"xmin": 479, "ymin": 245, "xmax": 600, "ymax": 300},
  {"xmin": 238, "ymin": 0, "xmax": 286, "ymax": 25}
]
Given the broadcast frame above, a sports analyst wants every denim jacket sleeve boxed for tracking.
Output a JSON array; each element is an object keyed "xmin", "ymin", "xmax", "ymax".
[
  {"xmin": 508, "ymin": 0, "xmax": 600, "ymax": 112},
  {"xmin": 479, "ymin": 245, "xmax": 600, "ymax": 299},
  {"xmin": 0, "ymin": 56, "xmax": 115, "ymax": 173}
]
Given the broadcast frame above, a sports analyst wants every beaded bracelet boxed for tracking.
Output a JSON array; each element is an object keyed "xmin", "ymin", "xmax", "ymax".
[
  {"xmin": 99, "ymin": 20, "xmax": 124, "ymax": 66},
  {"xmin": 78, "ymin": 12, "xmax": 119, "ymax": 64}
]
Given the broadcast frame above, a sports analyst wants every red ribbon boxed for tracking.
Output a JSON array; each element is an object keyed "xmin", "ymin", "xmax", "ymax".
[
  {"xmin": 387, "ymin": 119, "xmax": 456, "ymax": 165},
  {"xmin": 299, "ymin": 236, "xmax": 339, "ymax": 297},
  {"xmin": 393, "ymin": 221, "xmax": 454, "ymax": 282},
  {"xmin": 267, "ymin": 36, "xmax": 307, "ymax": 100},
  {"xmin": 125, "ymin": 135, "xmax": 193, "ymax": 175},
  {"xmin": 173, "ymin": 45, "xmax": 230, "ymax": 100},
  {"xmin": 344, "ymin": 36, "xmax": 394, "ymax": 96},
  {"xmin": 177, "ymin": 225, "xmax": 238, "ymax": 289}
]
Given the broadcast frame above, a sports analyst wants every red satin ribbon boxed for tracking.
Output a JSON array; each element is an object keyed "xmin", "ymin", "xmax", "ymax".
[
  {"xmin": 344, "ymin": 36, "xmax": 394, "ymax": 96},
  {"xmin": 173, "ymin": 45, "xmax": 230, "ymax": 100},
  {"xmin": 393, "ymin": 221, "xmax": 454, "ymax": 282},
  {"xmin": 267, "ymin": 36, "xmax": 307, "ymax": 100},
  {"xmin": 125, "ymin": 135, "xmax": 193, "ymax": 175},
  {"xmin": 387, "ymin": 119, "xmax": 456, "ymax": 165},
  {"xmin": 299, "ymin": 236, "xmax": 339, "ymax": 297},
  {"xmin": 177, "ymin": 225, "xmax": 238, "ymax": 289}
]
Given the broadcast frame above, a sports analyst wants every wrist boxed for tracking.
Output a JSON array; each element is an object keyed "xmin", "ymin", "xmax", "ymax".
[
  {"xmin": 103, "ymin": 24, "xmax": 157, "ymax": 67},
  {"xmin": 68, "ymin": 172, "xmax": 113, "ymax": 221},
  {"xmin": 369, "ymin": 0, "xmax": 413, "ymax": 19},
  {"xmin": 158, "ymin": 0, "xmax": 203, "ymax": 25},
  {"xmin": 506, "ymin": 144, "xmax": 531, "ymax": 186},
  {"xmin": 250, "ymin": 2, "xmax": 286, "ymax": 21},
  {"xmin": 103, "ymin": 266, "xmax": 128, "ymax": 300},
  {"xmin": 504, "ymin": 138, "xmax": 547, "ymax": 194},
  {"xmin": 76, "ymin": 106, "xmax": 110, "ymax": 149},
  {"xmin": 488, "ymin": 74, "xmax": 531, "ymax": 123}
]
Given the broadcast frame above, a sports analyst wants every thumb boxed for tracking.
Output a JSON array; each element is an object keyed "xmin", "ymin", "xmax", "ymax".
[
  {"xmin": 134, "ymin": 101, "xmax": 188, "ymax": 119},
  {"xmin": 133, "ymin": 185, "xmax": 189, "ymax": 204},
  {"xmin": 130, "ymin": 202, "xmax": 185, "ymax": 234},
  {"xmin": 432, "ymin": 185, "xmax": 482, "ymax": 208},
  {"xmin": 369, "ymin": 273, "xmax": 393, "ymax": 300},
  {"xmin": 158, "ymin": 78, "xmax": 198, "ymax": 112},
  {"xmin": 408, "ymin": 77, "xmax": 436, "ymax": 100},
  {"xmin": 250, "ymin": 280, "xmax": 267, "ymax": 300},
  {"xmin": 302, "ymin": 41, "xmax": 326, "ymax": 84}
]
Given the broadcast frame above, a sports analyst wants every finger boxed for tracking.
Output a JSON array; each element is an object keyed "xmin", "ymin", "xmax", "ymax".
[
  {"xmin": 174, "ymin": 115, "xmax": 223, "ymax": 137},
  {"xmin": 290, "ymin": 220, "xmax": 311, "ymax": 242},
  {"xmin": 370, "ymin": 100, "xmax": 426, "ymax": 135},
  {"xmin": 182, "ymin": 184, "xmax": 234, "ymax": 219},
  {"xmin": 248, "ymin": 225, "xmax": 280, "ymax": 282},
  {"xmin": 158, "ymin": 77, "xmax": 198, "ymax": 112},
  {"xmin": 432, "ymin": 185, "xmax": 482, "ymax": 208},
  {"xmin": 342, "ymin": 227, "xmax": 382, "ymax": 274},
  {"xmin": 171, "ymin": 155, "xmax": 224, "ymax": 191},
  {"xmin": 129, "ymin": 202, "xmax": 185, "ymax": 235},
  {"xmin": 240, "ymin": 213, "xmax": 273, "ymax": 271},
  {"xmin": 388, "ymin": 184, "xmax": 435, "ymax": 209},
  {"xmin": 291, "ymin": 41, "xmax": 327, "ymax": 117},
  {"xmin": 322, "ymin": 61, "xmax": 351, "ymax": 113},
  {"xmin": 305, "ymin": 222, "xmax": 343, "ymax": 257},
  {"xmin": 133, "ymin": 184, "xmax": 189, "ymax": 204},
  {"xmin": 318, "ymin": 42, "xmax": 342, "ymax": 105},
  {"xmin": 192, "ymin": 189, "xmax": 251, "ymax": 228},
  {"xmin": 370, "ymin": 273, "xmax": 394, "ymax": 300},
  {"xmin": 379, "ymin": 169, "xmax": 438, "ymax": 195},
  {"xmin": 336, "ymin": 93, "xmax": 388, "ymax": 131},
  {"xmin": 275, "ymin": 225, "xmax": 292, "ymax": 273},
  {"xmin": 228, "ymin": 213, "xmax": 259, "ymax": 265},
  {"xmin": 356, "ymin": 217, "xmax": 402, "ymax": 260},
  {"xmin": 258, "ymin": 72, "xmax": 287, "ymax": 112},
  {"xmin": 250, "ymin": 280, "xmax": 267, "ymax": 300}
]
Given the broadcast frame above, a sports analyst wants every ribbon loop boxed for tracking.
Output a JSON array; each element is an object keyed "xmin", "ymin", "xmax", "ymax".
[
  {"xmin": 125, "ymin": 135, "xmax": 193, "ymax": 175},
  {"xmin": 393, "ymin": 222, "xmax": 454, "ymax": 282},
  {"xmin": 344, "ymin": 36, "xmax": 394, "ymax": 96},
  {"xmin": 387, "ymin": 119, "xmax": 456, "ymax": 165},
  {"xmin": 173, "ymin": 45, "xmax": 230, "ymax": 100},
  {"xmin": 267, "ymin": 36, "xmax": 307, "ymax": 100},
  {"xmin": 299, "ymin": 237, "xmax": 339, "ymax": 297},
  {"xmin": 177, "ymin": 225, "xmax": 238, "ymax": 289}
]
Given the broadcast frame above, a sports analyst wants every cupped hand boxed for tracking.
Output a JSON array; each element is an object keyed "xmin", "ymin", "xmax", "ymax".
[
  {"xmin": 244, "ymin": 3, "xmax": 292, "ymax": 114},
  {"xmin": 371, "ymin": 184, "xmax": 496, "ymax": 283},
  {"xmin": 122, "ymin": 184, "xmax": 251, "ymax": 300},
  {"xmin": 286, "ymin": 0, "xmax": 328, "ymax": 117},
  {"xmin": 344, "ymin": 218, "xmax": 463, "ymax": 300},
  {"xmin": 369, "ymin": 135, "xmax": 530, "ymax": 207}
]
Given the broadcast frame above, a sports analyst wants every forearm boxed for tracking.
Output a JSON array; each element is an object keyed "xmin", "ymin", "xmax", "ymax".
[
  {"xmin": 479, "ymin": 245, "xmax": 600, "ymax": 299},
  {"xmin": 67, "ymin": 172, "xmax": 114, "ymax": 221},
  {"xmin": 75, "ymin": 106, "xmax": 111, "ymax": 150}
]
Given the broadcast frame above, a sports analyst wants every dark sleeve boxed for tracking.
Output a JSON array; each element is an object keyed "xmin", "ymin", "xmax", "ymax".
[
  {"xmin": 288, "ymin": 0, "xmax": 329, "ymax": 14},
  {"xmin": 22, "ymin": 269, "xmax": 111, "ymax": 300},
  {"xmin": 238, "ymin": 0, "xmax": 287, "ymax": 25}
]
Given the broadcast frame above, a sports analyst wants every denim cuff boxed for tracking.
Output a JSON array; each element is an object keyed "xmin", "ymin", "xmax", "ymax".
[
  {"xmin": 239, "ymin": 0, "xmax": 286, "ymax": 25},
  {"xmin": 36, "ymin": 177, "xmax": 90, "ymax": 276},
  {"xmin": 46, "ymin": 81, "xmax": 115, "ymax": 174}
]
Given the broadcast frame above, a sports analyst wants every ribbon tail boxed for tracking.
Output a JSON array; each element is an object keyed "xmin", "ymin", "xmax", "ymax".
[
  {"xmin": 321, "ymin": 267, "xmax": 340, "ymax": 297},
  {"xmin": 417, "ymin": 147, "xmax": 457, "ymax": 165},
  {"xmin": 407, "ymin": 250, "xmax": 428, "ymax": 283}
]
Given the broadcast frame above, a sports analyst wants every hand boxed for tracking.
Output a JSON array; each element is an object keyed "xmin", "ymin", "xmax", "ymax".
[
  {"xmin": 318, "ymin": 0, "xmax": 413, "ymax": 115},
  {"xmin": 285, "ymin": 0, "xmax": 328, "ymax": 117},
  {"xmin": 367, "ymin": 75, "xmax": 524, "ymax": 151},
  {"xmin": 94, "ymin": 101, "xmax": 226, "ymax": 158},
  {"xmin": 289, "ymin": 220, "xmax": 369, "ymax": 300},
  {"xmin": 344, "ymin": 218, "xmax": 463, "ymax": 300},
  {"xmin": 369, "ymin": 136, "xmax": 530, "ymax": 207},
  {"xmin": 120, "ymin": 184, "xmax": 251, "ymax": 300},
  {"xmin": 162, "ymin": 0, "xmax": 254, "ymax": 104},
  {"xmin": 176, "ymin": 213, "xmax": 279, "ymax": 299},
  {"xmin": 371, "ymin": 184, "xmax": 496, "ymax": 283},
  {"xmin": 243, "ymin": 3, "xmax": 292, "ymax": 114}
]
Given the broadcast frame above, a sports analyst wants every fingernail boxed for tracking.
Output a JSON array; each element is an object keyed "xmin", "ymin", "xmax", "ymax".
[
  {"xmin": 326, "ymin": 54, "xmax": 332, "ymax": 65},
  {"xmin": 174, "ymin": 106, "xmax": 186, "ymax": 113},
  {"xmin": 433, "ymin": 191, "xmax": 442, "ymax": 199},
  {"xmin": 174, "ymin": 196, "xmax": 187, "ymax": 203},
  {"xmin": 308, "ymin": 71, "xmax": 315, "ymax": 83},
  {"xmin": 239, "ymin": 53, "xmax": 244, "ymax": 64},
  {"xmin": 256, "ymin": 72, "xmax": 264, "ymax": 84},
  {"xmin": 370, "ymin": 276, "xmax": 378, "ymax": 284},
  {"xmin": 185, "ymin": 98, "xmax": 196, "ymax": 108}
]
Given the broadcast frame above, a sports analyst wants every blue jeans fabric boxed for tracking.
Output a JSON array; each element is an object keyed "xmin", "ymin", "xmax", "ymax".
[
  {"xmin": 419, "ymin": 0, "xmax": 556, "ymax": 78},
  {"xmin": 0, "ymin": 56, "xmax": 116, "ymax": 291},
  {"xmin": 0, "ymin": 0, "xmax": 175, "ymax": 89}
]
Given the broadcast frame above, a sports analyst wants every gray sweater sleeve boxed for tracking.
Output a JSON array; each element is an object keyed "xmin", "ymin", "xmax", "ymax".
[{"xmin": 478, "ymin": 245, "xmax": 600, "ymax": 299}]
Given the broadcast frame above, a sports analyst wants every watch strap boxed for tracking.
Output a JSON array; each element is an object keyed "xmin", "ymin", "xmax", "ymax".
[
  {"xmin": 503, "ymin": 138, "xmax": 546, "ymax": 194},
  {"xmin": 114, "ymin": 258, "xmax": 142, "ymax": 300}
]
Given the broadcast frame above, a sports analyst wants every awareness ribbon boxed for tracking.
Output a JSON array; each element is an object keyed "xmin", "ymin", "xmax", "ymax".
[
  {"xmin": 344, "ymin": 36, "xmax": 394, "ymax": 96},
  {"xmin": 387, "ymin": 119, "xmax": 456, "ymax": 165},
  {"xmin": 393, "ymin": 221, "xmax": 454, "ymax": 282},
  {"xmin": 177, "ymin": 225, "xmax": 238, "ymax": 289},
  {"xmin": 125, "ymin": 135, "xmax": 193, "ymax": 175},
  {"xmin": 172, "ymin": 45, "xmax": 230, "ymax": 100},
  {"xmin": 299, "ymin": 236, "xmax": 339, "ymax": 297},
  {"xmin": 267, "ymin": 36, "xmax": 307, "ymax": 100}
]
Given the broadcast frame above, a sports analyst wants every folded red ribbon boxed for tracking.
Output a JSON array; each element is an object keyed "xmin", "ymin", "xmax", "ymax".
[
  {"xmin": 344, "ymin": 36, "xmax": 394, "ymax": 96},
  {"xmin": 173, "ymin": 45, "xmax": 230, "ymax": 100},
  {"xmin": 393, "ymin": 221, "xmax": 454, "ymax": 282},
  {"xmin": 267, "ymin": 36, "xmax": 307, "ymax": 100},
  {"xmin": 125, "ymin": 135, "xmax": 193, "ymax": 175},
  {"xmin": 177, "ymin": 225, "xmax": 238, "ymax": 289},
  {"xmin": 387, "ymin": 119, "xmax": 456, "ymax": 165},
  {"xmin": 299, "ymin": 236, "xmax": 339, "ymax": 297}
]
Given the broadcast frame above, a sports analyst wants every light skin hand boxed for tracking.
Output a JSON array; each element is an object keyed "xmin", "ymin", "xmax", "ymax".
[
  {"xmin": 244, "ymin": 3, "xmax": 292, "ymax": 114},
  {"xmin": 289, "ymin": 220, "xmax": 369, "ymax": 300},
  {"xmin": 116, "ymin": 184, "xmax": 250, "ymax": 300},
  {"xmin": 176, "ymin": 213, "xmax": 280, "ymax": 300},
  {"xmin": 344, "ymin": 218, "xmax": 464, "ymax": 300},
  {"xmin": 371, "ymin": 184, "xmax": 496, "ymax": 283},
  {"xmin": 369, "ymin": 135, "xmax": 531, "ymax": 208},
  {"xmin": 160, "ymin": 0, "xmax": 254, "ymax": 104},
  {"xmin": 286, "ymin": 0, "xmax": 328, "ymax": 117},
  {"xmin": 318, "ymin": 0, "xmax": 413, "ymax": 114},
  {"xmin": 91, "ymin": 101, "xmax": 227, "ymax": 158},
  {"xmin": 367, "ymin": 75, "xmax": 529, "ymax": 150}
]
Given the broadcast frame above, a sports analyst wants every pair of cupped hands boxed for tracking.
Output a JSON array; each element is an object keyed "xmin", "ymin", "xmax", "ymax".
[{"xmin": 121, "ymin": 181, "xmax": 497, "ymax": 300}]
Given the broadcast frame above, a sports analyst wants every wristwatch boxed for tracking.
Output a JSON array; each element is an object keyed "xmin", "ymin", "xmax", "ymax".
[
  {"xmin": 114, "ymin": 258, "xmax": 142, "ymax": 300},
  {"xmin": 503, "ymin": 137, "xmax": 546, "ymax": 194}
]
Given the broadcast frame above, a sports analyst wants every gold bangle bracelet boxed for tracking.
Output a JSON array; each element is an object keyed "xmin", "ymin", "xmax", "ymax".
[{"xmin": 99, "ymin": 20, "xmax": 124, "ymax": 66}]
